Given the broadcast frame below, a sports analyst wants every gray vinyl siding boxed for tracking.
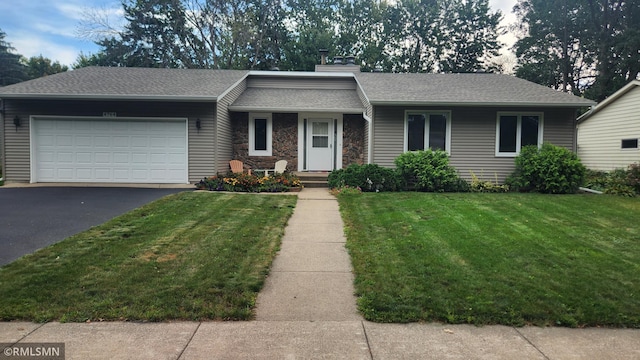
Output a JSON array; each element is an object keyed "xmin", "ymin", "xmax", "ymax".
[
  {"xmin": 2, "ymin": 99, "xmax": 215, "ymax": 183},
  {"xmin": 246, "ymin": 76, "xmax": 356, "ymax": 90},
  {"xmin": 372, "ymin": 106, "xmax": 578, "ymax": 183},
  {"xmin": 215, "ymin": 79, "xmax": 247, "ymax": 173},
  {"xmin": 577, "ymin": 86, "xmax": 640, "ymax": 170},
  {"xmin": 372, "ymin": 106, "xmax": 405, "ymax": 167}
]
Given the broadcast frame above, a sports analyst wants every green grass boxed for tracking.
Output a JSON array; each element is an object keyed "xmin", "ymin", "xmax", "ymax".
[
  {"xmin": 0, "ymin": 192, "xmax": 296, "ymax": 322},
  {"xmin": 338, "ymin": 192, "xmax": 640, "ymax": 327}
]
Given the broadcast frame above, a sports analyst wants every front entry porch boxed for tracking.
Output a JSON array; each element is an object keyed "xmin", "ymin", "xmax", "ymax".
[{"xmin": 231, "ymin": 112, "xmax": 366, "ymax": 173}]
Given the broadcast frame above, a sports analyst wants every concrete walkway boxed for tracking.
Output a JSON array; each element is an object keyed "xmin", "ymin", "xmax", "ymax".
[
  {"xmin": 255, "ymin": 188, "xmax": 360, "ymax": 321},
  {"xmin": 1, "ymin": 188, "xmax": 639, "ymax": 359}
]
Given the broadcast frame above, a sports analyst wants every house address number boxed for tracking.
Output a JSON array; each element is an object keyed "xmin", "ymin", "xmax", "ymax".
[{"xmin": 102, "ymin": 112, "xmax": 117, "ymax": 117}]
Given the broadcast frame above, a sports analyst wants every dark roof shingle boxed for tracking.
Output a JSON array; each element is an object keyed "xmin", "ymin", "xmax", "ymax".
[
  {"xmin": 229, "ymin": 88, "xmax": 364, "ymax": 113},
  {"xmin": 355, "ymin": 72, "xmax": 595, "ymax": 107},
  {"xmin": 0, "ymin": 67, "xmax": 249, "ymax": 100}
]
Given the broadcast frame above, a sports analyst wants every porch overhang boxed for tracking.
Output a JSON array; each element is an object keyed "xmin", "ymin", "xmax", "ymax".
[{"xmin": 228, "ymin": 88, "xmax": 365, "ymax": 114}]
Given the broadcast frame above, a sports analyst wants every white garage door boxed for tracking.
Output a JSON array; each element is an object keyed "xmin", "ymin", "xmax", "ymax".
[{"xmin": 32, "ymin": 118, "xmax": 188, "ymax": 183}]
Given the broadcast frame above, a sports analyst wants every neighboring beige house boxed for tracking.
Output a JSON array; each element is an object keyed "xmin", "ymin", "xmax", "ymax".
[
  {"xmin": 577, "ymin": 80, "xmax": 640, "ymax": 171},
  {"xmin": 0, "ymin": 66, "xmax": 594, "ymax": 185}
]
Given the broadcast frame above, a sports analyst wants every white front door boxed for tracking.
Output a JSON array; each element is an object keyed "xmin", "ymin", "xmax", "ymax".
[{"xmin": 307, "ymin": 118, "xmax": 334, "ymax": 171}]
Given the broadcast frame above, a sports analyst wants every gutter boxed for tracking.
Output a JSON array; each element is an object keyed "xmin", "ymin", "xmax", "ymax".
[
  {"xmin": 0, "ymin": 94, "xmax": 219, "ymax": 102},
  {"xmin": 368, "ymin": 100, "xmax": 596, "ymax": 108},
  {"xmin": 227, "ymin": 106, "xmax": 365, "ymax": 114}
]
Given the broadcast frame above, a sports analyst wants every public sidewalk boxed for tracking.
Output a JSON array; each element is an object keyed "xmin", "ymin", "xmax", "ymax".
[{"xmin": 1, "ymin": 188, "xmax": 639, "ymax": 359}]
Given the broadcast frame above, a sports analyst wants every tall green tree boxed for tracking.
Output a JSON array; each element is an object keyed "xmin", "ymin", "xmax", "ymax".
[
  {"xmin": 514, "ymin": 0, "xmax": 640, "ymax": 101},
  {"xmin": 280, "ymin": 0, "xmax": 339, "ymax": 71},
  {"xmin": 79, "ymin": 0, "xmax": 505, "ymax": 73},
  {"xmin": 0, "ymin": 29, "xmax": 28, "ymax": 86},
  {"xmin": 438, "ymin": 0, "xmax": 502, "ymax": 73},
  {"xmin": 23, "ymin": 55, "xmax": 69, "ymax": 79}
]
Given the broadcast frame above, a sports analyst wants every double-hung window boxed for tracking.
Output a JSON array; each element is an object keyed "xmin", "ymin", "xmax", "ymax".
[
  {"xmin": 495, "ymin": 112, "xmax": 543, "ymax": 156},
  {"xmin": 249, "ymin": 113, "xmax": 272, "ymax": 156},
  {"xmin": 405, "ymin": 111, "xmax": 451, "ymax": 152}
]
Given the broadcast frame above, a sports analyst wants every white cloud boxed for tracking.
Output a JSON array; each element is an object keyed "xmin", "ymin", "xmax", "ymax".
[{"xmin": 12, "ymin": 33, "xmax": 90, "ymax": 65}]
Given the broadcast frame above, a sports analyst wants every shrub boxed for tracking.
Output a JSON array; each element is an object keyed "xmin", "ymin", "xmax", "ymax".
[
  {"xmin": 627, "ymin": 163, "xmax": 640, "ymax": 194},
  {"xmin": 469, "ymin": 171, "xmax": 509, "ymax": 193},
  {"xmin": 394, "ymin": 149, "xmax": 468, "ymax": 192},
  {"xmin": 327, "ymin": 164, "xmax": 402, "ymax": 192},
  {"xmin": 583, "ymin": 165, "xmax": 640, "ymax": 197},
  {"xmin": 507, "ymin": 144, "xmax": 585, "ymax": 194}
]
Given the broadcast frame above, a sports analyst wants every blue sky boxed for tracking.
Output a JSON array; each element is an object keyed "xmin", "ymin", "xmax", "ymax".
[{"xmin": 0, "ymin": 0, "xmax": 517, "ymax": 67}]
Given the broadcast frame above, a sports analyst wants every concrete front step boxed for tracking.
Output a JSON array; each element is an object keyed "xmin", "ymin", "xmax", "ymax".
[{"xmin": 295, "ymin": 172, "xmax": 329, "ymax": 188}]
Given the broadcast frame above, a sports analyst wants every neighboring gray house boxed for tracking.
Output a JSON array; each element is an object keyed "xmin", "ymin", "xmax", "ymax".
[
  {"xmin": 0, "ymin": 66, "xmax": 594, "ymax": 184},
  {"xmin": 577, "ymin": 80, "xmax": 640, "ymax": 171}
]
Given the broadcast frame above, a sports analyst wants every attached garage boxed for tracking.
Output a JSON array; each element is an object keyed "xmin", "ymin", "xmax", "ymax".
[{"xmin": 31, "ymin": 117, "xmax": 188, "ymax": 184}]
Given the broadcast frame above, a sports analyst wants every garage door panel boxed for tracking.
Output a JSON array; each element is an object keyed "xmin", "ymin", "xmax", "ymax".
[
  {"xmin": 57, "ymin": 152, "xmax": 73, "ymax": 163},
  {"xmin": 56, "ymin": 135, "xmax": 73, "ymax": 146},
  {"xmin": 76, "ymin": 152, "xmax": 92, "ymax": 163},
  {"xmin": 95, "ymin": 169, "xmax": 111, "ymax": 180},
  {"xmin": 76, "ymin": 169, "xmax": 92, "ymax": 180},
  {"xmin": 34, "ymin": 118, "xmax": 187, "ymax": 183}
]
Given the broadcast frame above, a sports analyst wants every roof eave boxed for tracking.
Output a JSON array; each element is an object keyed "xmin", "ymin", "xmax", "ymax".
[
  {"xmin": 228, "ymin": 105, "xmax": 365, "ymax": 113},
  {"xmin": 368, "ymin": 100, "xmax": 595, "ymax": 108},
  {"xmin": 0, "ymin": 94, "xmax": 218, "ymax": 102}
]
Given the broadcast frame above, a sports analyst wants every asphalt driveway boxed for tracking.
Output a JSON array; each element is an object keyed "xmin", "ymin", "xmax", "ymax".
[{"xmin": 0, "ymin": 187, "xmax": 186, "ymax": 266}]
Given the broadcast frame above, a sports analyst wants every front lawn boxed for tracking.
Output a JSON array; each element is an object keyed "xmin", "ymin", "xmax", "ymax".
[
  {"xmin": 0, "ymin": 192, "xmax": 296, "ymax": 322},
  {"xmin": 338, "ymin": 192, "xmax": 640, "ymax": 327}
]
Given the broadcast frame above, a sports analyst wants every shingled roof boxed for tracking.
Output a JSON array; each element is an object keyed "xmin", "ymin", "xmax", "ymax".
[
  {"xmin": 229, "ymin": 88, "xmax": 364, "ymax": 113},
  {"xmin": 0, "ymin": 67, "xmax": 249, "ymax": 101},
  {"xmin": 354, "ymin": 72, "xmax": 595, "ymax": 107},
  {"xmin": 0, "ymin": 67, "xmax": 595, "ymax": 108}
]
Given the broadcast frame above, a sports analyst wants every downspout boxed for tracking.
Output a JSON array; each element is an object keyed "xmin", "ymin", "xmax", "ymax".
[{"xmin": 0, "ymin": 99, "xmax": 5, "ymax": 183}]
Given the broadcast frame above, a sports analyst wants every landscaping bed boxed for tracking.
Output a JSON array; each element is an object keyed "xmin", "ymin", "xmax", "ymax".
[{"xmin": 196, "ymin": 172, "xmax": 302, "ymax": 192}]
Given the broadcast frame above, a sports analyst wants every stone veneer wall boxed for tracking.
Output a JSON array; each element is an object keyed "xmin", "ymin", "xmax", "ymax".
[
  {"xmin": 232, "ymin": 112, "xmax": 366, "ymax": 172},
  {"xmin": 343, "ymin": 114, "xmax": 366, "ymax": 167},
  {"xmin": 232, "ymin": 112, "xmax": 299, "ymax": 171}
]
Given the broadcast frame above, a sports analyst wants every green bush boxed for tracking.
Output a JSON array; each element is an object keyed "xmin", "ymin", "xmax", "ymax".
[
  {"xmin": 328, "ymin": 164, "xmax": 402, "ymax": 192},
  {"xmin": 583, "ymin": 164, "xmax": 640, "ymax": 197},
  {"xmin": 394, "ymin": 149, "xmax": 468, "ymax": 192},
  {"xmin": 507, "ymin": 144, "xmax": 585, "ymax": 194},
  {"xmin": 627, "ymin": 163, "xmax": 640, "ymax": 194}
]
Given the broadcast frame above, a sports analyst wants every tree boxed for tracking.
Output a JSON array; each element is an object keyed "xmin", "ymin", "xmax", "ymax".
[
  {"xmin": 23, "ymin": 55, "xmax": 69, "ymax": 79},
  {"xmin": 438, "ymin": 0, "xmax": 502, "ymax": 73},
  {"xmin": 79, "ymin": 0, "xmax": 506, "ymax": 73},
  {"xmin": 280, "ymin": 0, "xmax": 339, "ymax": 71},
  {"xmin": 0, "ymin": 28, "xmax": 28, "ymax": 86},
  {"xmin": 514, "ymin": 0, "xmax": 640, "ymax": 101}
]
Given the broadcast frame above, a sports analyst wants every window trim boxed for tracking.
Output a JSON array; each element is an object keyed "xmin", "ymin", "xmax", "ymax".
[
  {"xmin": 248, "ymin": 112, "xmax": 272, "ymax": 156},
  {"xmin": 495, "ymin": 112, "xmax": 544, "ymax": 157},
  {"xmin": 403, "ymin": 110, "xmax": 452, "ymax": 153},
  {"xmin": 621, "ymin": 138, "xmax": 639, "ymax": 150}
]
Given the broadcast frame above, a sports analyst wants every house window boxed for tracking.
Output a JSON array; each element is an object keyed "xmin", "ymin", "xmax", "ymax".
[
  {"xmin": 405, "ymin": 111, "xmax": 451, "ymax": 152},
  {"xmin": 249, "ymin": 113, "xmax": 272, "ymax": 156},
  {"xmin": 621, "ymin": 139, "xmax": 638, "ymax": 149},
  {"xmin": 496, "ymin": 113, "xmax": 543, "ymax": 156}
]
